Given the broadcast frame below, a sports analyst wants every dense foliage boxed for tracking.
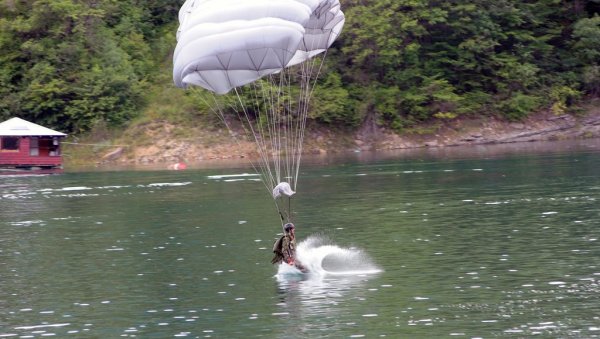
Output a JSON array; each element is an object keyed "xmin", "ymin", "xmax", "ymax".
[
  {"xmin": 1, "ymin": 0, "xmax": 599, "ymax": 133},
  {"xmin": 325, "ymin": 0, "xmax": 600, "ymax": 129},
  {"xmin": 0, "ymin": 0, "xmax": 180, "ymax": 132}
]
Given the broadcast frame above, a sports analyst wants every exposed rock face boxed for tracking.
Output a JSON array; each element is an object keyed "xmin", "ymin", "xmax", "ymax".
[
  {"xmin": 377, "ymin": 109, "xmax": 600, "ymax": 150},
  {"xmin": 100, "ymin": 107, "xmax": 600, "ymax": 166},
  {"xmin": 101, "ymin": 147, "xmax": 123, "ymax": 162}
]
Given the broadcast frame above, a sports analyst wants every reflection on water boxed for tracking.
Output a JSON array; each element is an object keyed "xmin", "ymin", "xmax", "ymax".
[
  {"xmin": 275, "ymin": 272, "xmax": 379, "ymax": 338},
  {"xmin": 272, "ymin": 235, "xmax": 382, "ymax": 335},
  {"xmin": 1, "ymin": 140, "xmax": 600, "ymax": 337}
]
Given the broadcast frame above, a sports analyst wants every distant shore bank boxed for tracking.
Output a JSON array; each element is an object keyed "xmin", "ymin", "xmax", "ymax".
[{"xmin": 66, "ymin": 104, "xmax": 600, "ymax": 170}]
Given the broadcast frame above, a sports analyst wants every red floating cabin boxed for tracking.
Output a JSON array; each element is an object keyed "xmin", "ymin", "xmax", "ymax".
[{"xmin": 0, "ymin": 117, "xmax": 67, "ymax": 169}]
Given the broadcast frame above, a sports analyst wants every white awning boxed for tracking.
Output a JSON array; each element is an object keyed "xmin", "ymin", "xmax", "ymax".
[{"xmin": 0, "ymin": 117, "xmax": 67, "ymax": 137}]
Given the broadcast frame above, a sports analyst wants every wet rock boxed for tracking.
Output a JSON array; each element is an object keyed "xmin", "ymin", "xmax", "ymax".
[
  {"xmin": 463, "ymin": 133, "xmax": 485, "ymax": 142},
  {"xmin": 547, "ymin": 114, "xmax": 569, "ymax": 121}
]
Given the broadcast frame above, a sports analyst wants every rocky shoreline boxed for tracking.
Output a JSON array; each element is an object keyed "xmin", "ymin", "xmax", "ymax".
[
  {"xmin": 95, "ymin": 106, "xmax": 600, "ymax": 168},
  {"xmin": 379, "ymin": 109, "xmax": 600, "ymax": 149}
]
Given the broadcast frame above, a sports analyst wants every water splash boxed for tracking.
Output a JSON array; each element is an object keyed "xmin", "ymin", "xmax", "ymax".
[{"xmin": 276, "ymin": 234, "xmax": 382, "ymax": 279}]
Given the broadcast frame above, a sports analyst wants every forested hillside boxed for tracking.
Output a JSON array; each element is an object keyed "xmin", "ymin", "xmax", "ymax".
[
  {"xmin": 0, "ymin": 0, "xmax": 180, "ymax": 133},
  {"xmin": 1, "ymin": 0, "xmax": 599, "ymax": 135}
]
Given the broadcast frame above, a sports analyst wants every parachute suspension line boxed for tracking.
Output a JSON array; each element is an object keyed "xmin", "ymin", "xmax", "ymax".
[
  {"xmin": 308, "ymin": 51, "xmax": 329, "ymax": 101},
  {"xmin": 258, "ymin": 75, "xmax": 287, "ymax": 192},
  {"xmin": 220, "ymin": 85, "xmax": 295, "ymax": 224},
  {"xmin": 247, "ymin": 82, "xmax": 274, "ymax": 190},
  {"xmin": 292, "ymin": 57, "xmax": 317, "ymax": 192},
  {"xmin": 290, "ymin": 24, "xmax": 326, "ymax": 192},
  {"xmin": 268, "ymin": 69, "xmax": 293, "ymax": 225},
  {"xmin": 270, "ymin": 73, "xmax": 284, "ymax": 186},
  {"xmin": 296, "ymin": 64, "xmax": 305, "ymax": 188},
  {"xmin": 268, "ymin": 73, "xmax": 288, "ymax": 189},
  {"xmin": 297, "ymin": 61, "xmax": 310, "ymax": 189},
  {"xmin": 198, "ymin": 53, "xmax": 330, "ymax": 199},
  {"xmin": 192, "ymin": 67, "xmax": 330, "ymax": 230},
  {"xmin": 204, "ymin": 84, "xmax": 295, "ymax": 226},
  {"xmin": 288, "ymin": 69, "xmax": 304, "ymax": 192},
  {"xmin": 283, "ymin": 68, "xmax": 295, "ymax": 189},
  {"xmin": 203, "ymin": 93, "xmax": 272, "ymax": 196},
  {"xmin": 267, "ymin": 67, "xmax": 304, "ymax": 225},
  {"xmin": 293, "ymin": 48, "xmax": 331, "ymax": 191},
  {"xmin": 232, "ymin": 86, "xmax": 275, "ymax": 194},
  {"xmin": 270, "ymin": 71, "xmax": 285, "ymax": 188},
  {"xmin": 263, "ymin": 76, "xmax": 276, "ymax": 186},
  {"xmin": 268, "ymin": 67, "xmax": 298, "ymax": 192},
  {"xmin": 197, "ymin": 91, "xmax": 281, "ymax": 222},
  {"xmin": 281, "ymin": 69, "xmax": 298, "ymax": 225}
]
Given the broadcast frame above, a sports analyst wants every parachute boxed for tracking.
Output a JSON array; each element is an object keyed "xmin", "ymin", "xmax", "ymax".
[{"xmin": 173, "ymin": 0, "xmax": 345, "ymax": 223}]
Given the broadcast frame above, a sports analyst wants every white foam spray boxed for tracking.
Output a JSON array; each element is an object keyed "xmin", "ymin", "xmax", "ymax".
[{"xmin": 276, "ymin": 234, "xmax": 382, "ymax": 279}]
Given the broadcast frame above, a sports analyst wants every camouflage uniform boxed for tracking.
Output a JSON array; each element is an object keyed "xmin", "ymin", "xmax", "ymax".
[{"xmin": 271, "ymin": 234, "xmax": 296, "ymax": 265}]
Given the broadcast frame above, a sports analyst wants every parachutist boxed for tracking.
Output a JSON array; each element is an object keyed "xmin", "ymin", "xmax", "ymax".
[{"xmin": 271, "ymin": 223, "xmax": 307, "ymax": 272}]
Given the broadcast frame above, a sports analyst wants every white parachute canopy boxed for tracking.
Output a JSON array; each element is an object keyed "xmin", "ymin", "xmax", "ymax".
[
  {"xmin": 173, "ymin": 0, "xmax": 345, "ymax": 94},
  {"xmin": 173, "ymin": 0, "xmax": 344, "ymax": 209}
]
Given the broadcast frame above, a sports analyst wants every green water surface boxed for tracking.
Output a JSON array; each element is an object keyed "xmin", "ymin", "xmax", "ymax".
[{"xmin": 1, "ymin": 142, "xmax": 599, "ymax": 338}]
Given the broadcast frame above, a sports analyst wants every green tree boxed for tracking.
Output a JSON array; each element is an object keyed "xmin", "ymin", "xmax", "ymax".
[
  {"xmin": 1, "ymin": 0, "xmax": 599, "ymax": 135},
  {"xmin": 572, "ymin": 14, "xmax": 600, "ymax": 96},
  {"xmin": 0, "ymin": 0, "xmax": 152, "ymax": 132}
]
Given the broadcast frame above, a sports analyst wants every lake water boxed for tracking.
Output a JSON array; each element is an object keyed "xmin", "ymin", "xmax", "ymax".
[{"xmin": 1, "ymin": 141, "xmax": 600, "ymax": 338}]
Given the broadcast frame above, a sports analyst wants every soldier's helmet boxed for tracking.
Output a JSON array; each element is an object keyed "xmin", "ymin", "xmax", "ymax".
[{"xmin": 284, "ymin": 223, "xmax": 295, "ymax": 232}]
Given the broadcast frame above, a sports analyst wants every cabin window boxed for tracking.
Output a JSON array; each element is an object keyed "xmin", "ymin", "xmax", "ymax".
[
  {"xmin": 50, "ymin": 137, "xmax": 60, "ymax": 156},
  {"xmin": 30, "ymin": 137, "xmax": 39, "ymax": 156},
  {"xmin": 1, "ymin": 137, "xmax": 20, "ymax": 151}
]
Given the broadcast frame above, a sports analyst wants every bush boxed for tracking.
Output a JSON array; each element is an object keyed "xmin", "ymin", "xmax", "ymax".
[
  {"xmin": 497, "ymin": 92, "xmax": 542, "ymax": 120},
  {"xmin": 549, "ymin": 86, "xmax": 581, "ymax": 115}
]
